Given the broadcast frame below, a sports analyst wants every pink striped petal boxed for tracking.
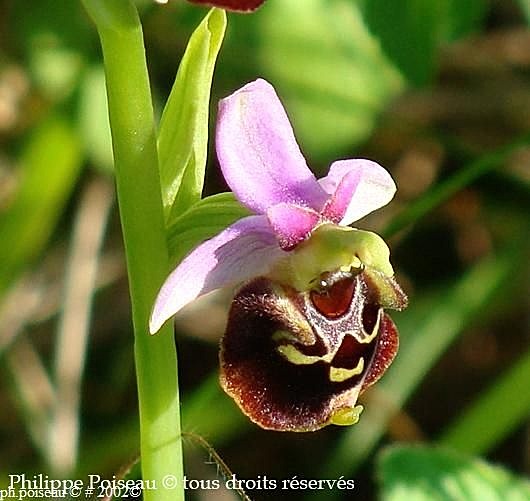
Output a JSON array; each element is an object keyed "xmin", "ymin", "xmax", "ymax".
[
  {"xmin": 320, "ymin": 159, "xmax": 396, "ymax": 225},
  {"xmin": 216, "ymin": 79, "xmax": 327, "ymax": 214},
  {"xmin": 266, "ymin": 203, "xmax": 321, "ymax": 250},
  {"xmin": 149, "ymin": 215, "xmax": 284, "ymax": 333}
]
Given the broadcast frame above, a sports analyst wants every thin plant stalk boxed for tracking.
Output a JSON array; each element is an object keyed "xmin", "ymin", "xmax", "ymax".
[{"xmin": 80, "ymin": 1, "xmax": 184, "ymax": 499}]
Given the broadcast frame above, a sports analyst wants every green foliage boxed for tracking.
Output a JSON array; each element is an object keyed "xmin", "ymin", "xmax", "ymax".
[
  {"xmin": 360, "ymin": 0, "xmax": 488, "ymax": 85},
  {"xmin": 12, "ymin": 0, "xmax": 91, "ymax": 100},
  {"xmin": 443, "ymin": 0, "xmax": 489, "ymax": 41},
  {"xmin": 440, "ymin": 348, "xmax": 530, "ymax": 455},
  {"xmin": 256, "ymin": 0, "xmax": 404, "ymax": 164},
  {"xmin": 360, "ymin": 0, "xmax": 443, "ymax": 86},
  {"xmin": 0, "ymin": 116, "xmax": 83, "ymax": 295},
  {"xmin": 182, "ymin": 373, "xmax": 249, "ymax": 443},
  {"xmin": 78, "ymin": 66, "xmax": 114, "ymax": 173},
  {"xmin": 378, "ymin": 445, "xmax": 530, "ymax": 501},
  {"xmin": 158, "ymin": 8, "xmax": 227, "ymax": 222},
  {"xmin": 517, "ymin": 0, "xmax": 530, "ymax": 24}
]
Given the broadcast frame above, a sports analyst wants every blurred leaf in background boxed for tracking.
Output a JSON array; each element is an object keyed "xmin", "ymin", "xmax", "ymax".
[
  {"xmin": 12, "ymin": 0, "xmax": 91, "ymax": 101},
  {"xmin": 78, "ymin": 66, "xmax": 113, "ymax": 174},
  {"xmin": 378, "ymin": 445, "xmax": 530, "ymax": 501},
  {"xmin": 0, "ymin": 116, "xmax": 82, "ymax": 295},
  {"xmin": 256, "ymin": 0, "xmax": 404, "ymax": 163},
  {"xmin": 360, "ymin": 0, "xmax": 488, "ymax": 85}
]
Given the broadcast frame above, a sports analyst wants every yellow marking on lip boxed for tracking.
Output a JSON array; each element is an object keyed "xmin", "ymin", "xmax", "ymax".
[
  {"xmin": 355, "ymin": 308, "xmax": 382, "ymax": 344},
  {"xmin": 272, "ymin": 330, "xmax": 299, "ymax": 344},
  {"xmin": 276, "ymin": 344, "xmax": 334, "ymax": 365},
  {"xmin": 329, "ymin": 357, "xmax": 365, "ymax": 382},
  {"xmin": 329, "ymin": 405, "xmax": 363, "ymax": 426}
]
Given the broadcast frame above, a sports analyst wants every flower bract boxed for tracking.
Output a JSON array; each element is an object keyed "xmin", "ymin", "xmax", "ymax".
[{"xmin": 150, "ymin": 78, "xmax": 407, "ymax": 431}]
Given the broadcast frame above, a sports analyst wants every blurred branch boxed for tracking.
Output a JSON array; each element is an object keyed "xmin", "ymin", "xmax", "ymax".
[
  {"xmin": 5, "ymin": 337, "xmax": 55, "ymax": 456},
  {"xmin": 0, "ymin": 247, "xmax": 124, "ymax": 360},
  {"xmin": 0, "ymin": 274, "xmax": 51, "ymax": 357},
  {"xmin": 0, "ymin": 209, "xmax": 122, "ymax": 469},
  {"xmin": 48, "ymin": 176, "xmax": 114, "ymax": 476}
]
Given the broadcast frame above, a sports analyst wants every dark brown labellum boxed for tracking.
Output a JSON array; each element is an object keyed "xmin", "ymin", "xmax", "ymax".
[{"xmin": 219, "ymin": 268, "xmax": 406, "ymax": 431}]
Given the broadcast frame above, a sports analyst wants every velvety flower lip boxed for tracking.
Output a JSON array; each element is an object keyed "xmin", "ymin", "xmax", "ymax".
[
  {"xmin": 220, "ymin": 272, "xmax": 405, "ymax": 431},
  {"xmin": 149, "ymin": 78, "xmax": 396, "ymax": 334}
]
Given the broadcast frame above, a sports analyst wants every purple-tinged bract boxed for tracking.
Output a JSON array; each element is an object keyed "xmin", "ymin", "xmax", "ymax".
[{"xmin": 189, "ymin": 0, "xmax": 265, "ymax": 12}]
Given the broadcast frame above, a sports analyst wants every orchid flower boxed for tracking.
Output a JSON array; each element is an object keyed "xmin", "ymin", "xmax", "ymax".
[{"xmin": 151, "ymin": 79, "xmax": 407, "ymax": 431}]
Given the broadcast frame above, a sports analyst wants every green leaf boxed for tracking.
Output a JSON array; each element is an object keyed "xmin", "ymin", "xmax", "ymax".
[
  {"xmin": 78, "ymin": 65, "xmax": 113, "ymax": 173},
  {"xmin": 167, "ymin": 192, "xmax": 250, "ymax": 266},
  {"xmin": 361, "ymin": 0, "xmax": 487, "ymax": 86},
  {"xmin": 517, "ymin": 0, "xmax": 530, "ymax": 25},
  {"xmin": 361, "ymin": 0, "xmax": 442, "ymax": 85},
  {"xmin": 182, "ymin": 373, "xmax": 249, "ymax": 443},
  {"xmin": 256, "ymin": 0, "xmax": 404, "ymax": 164},
  {"xmin": 439, "ymin": 348, "xmax": 530, "ymax": 456},
  {"xmin": 443, "ymin": 0, "xmax": 489, "ymax": 41},
  {"xmin": 158, "ymin": 8, "xmax": 226, "ymax": 222},
  {"xmin": 378, "ymin": 445, "xmax": 530, "ymax": 501},
  {"xmin": 0, "ymin": 116, "xmax": 83, "ymax": 296},
  {"xmin": 12, "ymin": 0, "xmax": 91, "ymax": 100}
]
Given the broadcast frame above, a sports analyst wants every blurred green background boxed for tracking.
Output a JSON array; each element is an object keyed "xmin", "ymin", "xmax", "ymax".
[{"xmin": 0, "ymin": 0, "xmax": 529, "ymax": 500}]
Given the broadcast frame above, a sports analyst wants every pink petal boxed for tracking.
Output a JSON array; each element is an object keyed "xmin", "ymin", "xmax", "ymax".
[
  {"xmin": 149, "ymin": 215, "xmax": 284, "ymax": 333},
  {"xmin": 216, "ymin": 79, "xmax": 327, "ymax": 214},
  {"xmin": 320, "ymin": 159, "xmax": 396, "ymax": 225},
  {"xmin": 266, "ymin": 203, "xmax": 321, "ymax": 250}
]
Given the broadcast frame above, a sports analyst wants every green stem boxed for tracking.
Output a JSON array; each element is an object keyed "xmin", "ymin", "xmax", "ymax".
[{"xmin": 80, "ymin": 1, "xmax": 183, "ymax": 499}]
